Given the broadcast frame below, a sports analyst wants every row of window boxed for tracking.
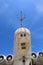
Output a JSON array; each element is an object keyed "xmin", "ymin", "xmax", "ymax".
[
  {"xmin": 21, "ymin": 43, "xmax": 26, "ymax": 49},
  {"xmin": 20, "ymin": 33, "xmax": 26, "ymax": 37}
]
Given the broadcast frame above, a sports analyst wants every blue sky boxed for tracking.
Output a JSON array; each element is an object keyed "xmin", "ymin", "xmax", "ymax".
[{"xmin": 0, "ymin": 0, "xmax": 43, "ymax": 55}]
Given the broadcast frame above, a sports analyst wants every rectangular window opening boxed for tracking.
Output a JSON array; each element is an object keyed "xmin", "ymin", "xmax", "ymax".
[
  {"xmin": 21, "ymin": 43, "xmax": 26, "ymax": 46},
  {"xmin": 22, "ymin": 47, "xmax": 26, "ymax": 49}
]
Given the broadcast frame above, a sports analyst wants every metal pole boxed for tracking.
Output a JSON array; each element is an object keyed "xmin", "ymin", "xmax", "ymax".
[{"xmin": 17, "ymin": 11, "xmax": 26, "ymax": 28}]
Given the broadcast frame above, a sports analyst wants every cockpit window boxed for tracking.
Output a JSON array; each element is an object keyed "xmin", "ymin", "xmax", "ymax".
[
  {"xmin": 20, "ymin": 33, "xmax": 26, "ymax": 37},
  {"xmin": 24, "ymin": 34, "xmax": 26, "ymax": 36},
  {"xmin": 20, "ymin": 34, "xmax": 23, "ymax": 37}
]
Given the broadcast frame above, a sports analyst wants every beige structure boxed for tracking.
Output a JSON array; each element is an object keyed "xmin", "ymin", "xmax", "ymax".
[
  {"xmin": 0, "ymin": 27, "xmax": 43, "ymax": 65},
  {"xmin": 14, "ymin": 27, "xmax": 32, "ymax": 65}
]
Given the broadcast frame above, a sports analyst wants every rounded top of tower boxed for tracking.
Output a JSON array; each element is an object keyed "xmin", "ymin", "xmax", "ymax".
[{"xmin": 15, "ymin": 27, "xmax": 31, "ymax": 35}]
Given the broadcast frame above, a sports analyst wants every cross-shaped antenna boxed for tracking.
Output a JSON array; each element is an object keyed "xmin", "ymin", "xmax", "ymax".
[{"xmin": 17, "ymin": 11, "xmax": 26, "ymax": 27}]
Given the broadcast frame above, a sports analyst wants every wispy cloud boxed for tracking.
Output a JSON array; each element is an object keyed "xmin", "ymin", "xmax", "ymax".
[
  {"xmin": 32, "ymin": 0, "xmax": 43, "ymax": 13},
  {"xmin": 36, "ymin": 4, "xmax": 43, "ymax": 13}
]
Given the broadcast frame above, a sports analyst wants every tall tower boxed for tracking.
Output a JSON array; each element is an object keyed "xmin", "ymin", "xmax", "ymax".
[{"xmin": 13, "ymin": 11, "xmax": 31, "ymax": 65}]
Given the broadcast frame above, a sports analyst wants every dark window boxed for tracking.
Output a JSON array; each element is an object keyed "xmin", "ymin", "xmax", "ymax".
[
  {"xmin": 20, "ymin": 34, "xmax": 23, "ymax": 37},
  {"xmin": 24, "ymin": 34, "xmax": 26, "ymax": 36},
  {"xmin": 22, "ymin": 47, "xmax": 26, "ymax": 49},
  {"xmin": 21, "ymin": 43, "xmax": 25, "ymax": 46}
]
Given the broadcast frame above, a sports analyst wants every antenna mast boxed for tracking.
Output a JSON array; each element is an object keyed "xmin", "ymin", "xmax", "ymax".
[{"xmin": 17, "ymin": 11, "xmax": 25, "ymax": 27}]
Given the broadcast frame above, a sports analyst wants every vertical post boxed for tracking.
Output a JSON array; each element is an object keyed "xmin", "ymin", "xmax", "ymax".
[
  {"xmin": 17, "ymin": 11, "xmax": 25, "ymax": 27},
  {"xmin": 20, "ymin": 11, "xmax": 22, "ymax": 27},
  {"xmin": 22, "ymin": 56, "xmax": 25, "ymax": 65}
]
